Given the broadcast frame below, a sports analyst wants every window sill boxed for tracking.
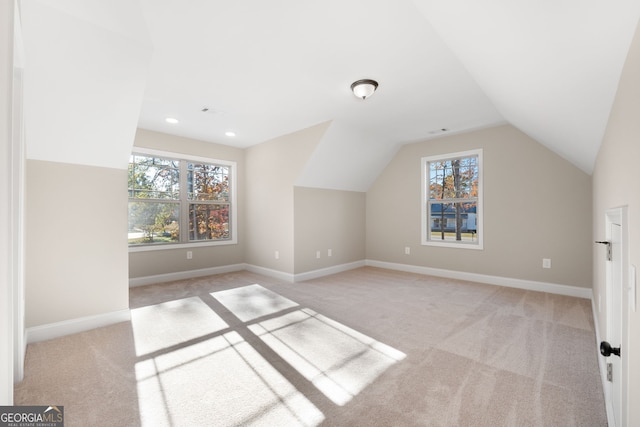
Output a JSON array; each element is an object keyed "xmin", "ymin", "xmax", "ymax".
[
  {"xmin": 128, "ymin": 239, "xmax": 237, "ymax": 253},
  {"xmin": 421, "ymin": 241, "xmax": 483, "ymax": 250}
]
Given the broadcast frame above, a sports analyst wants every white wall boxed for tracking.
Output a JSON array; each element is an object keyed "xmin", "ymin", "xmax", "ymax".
[
  {"xmin": 592, "ymin": 18, "xmax": 640, "ymax": 426},
  {"xmin": 0, "ymin": 0, "xmax": 15, "ymax": 406},
  {"xmin": 11, "ymin": 0, "xmax": 25, "ymax": 385}
]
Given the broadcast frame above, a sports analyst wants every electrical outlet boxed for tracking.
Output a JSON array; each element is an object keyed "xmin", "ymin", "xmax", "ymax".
[
  {"xmin": 328, "ymin": 249, "xmax": 332, "ymax": 257},
  {"xmin": 405, "ymin": 246, "xmax": 411, "ymax": 255},
  {"xmin": 542, "ymin": 258, "xmax": 551, "ymax": 269},
  {"xmin": 187, "ymin": 251, "xmax": 193, "ymax": 260},
  {"xmin": 316, "ymin": 251, "xmax": 321, "ymax": 259},
  {"xmin": 275, "ymin": 250, "xmax": 279, "ymax": 260}
]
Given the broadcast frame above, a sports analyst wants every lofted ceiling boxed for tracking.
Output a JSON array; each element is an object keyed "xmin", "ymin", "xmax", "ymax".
[{"xmin": 21, "ymin": 0, "xmax": 640, "ymax": 191}]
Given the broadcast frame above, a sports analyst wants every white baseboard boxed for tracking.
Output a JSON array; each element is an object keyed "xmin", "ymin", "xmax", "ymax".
[
  {"xmin": 245, "ymin": 261, "xmax": 366, "ymax": 283},
  {"xmin": 293, "ymin": 261, "xmax": 366, "ymax": 282},
  {"xmin": 26, "ymin": 309, "xmax": 131, "ymax": 344},
  {"xmin": 129, "ymin": 261, "xmax": 367, "ymax": 286},
  {"xmin": 244, "ymin": 264, "xmax": 295, "ymax": 283},
  {"xmin": 131, "ymin": 260, "xmax": 592, "ymax": 299},
  {"xmin": 365, "ymin": 259, "xmax": 592, "ymax": 299},
  {"xmin": 129, "ymin": 263, "xmax": 246, "ymax": 287}
]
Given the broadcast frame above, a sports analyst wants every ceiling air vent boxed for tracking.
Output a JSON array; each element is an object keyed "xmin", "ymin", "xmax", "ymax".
[{"xmin": 428, "ymin": 128, "xmax": 449, "ymax": 135}]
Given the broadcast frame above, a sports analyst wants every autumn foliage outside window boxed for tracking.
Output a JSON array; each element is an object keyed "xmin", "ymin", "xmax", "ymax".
[
  {"xmin": 128, "ymin": 151, "xmax": 235, "ymax": 247},
  {"xmin": 188, "ymin": 163, "xmax": 230, "ymax": 241}
]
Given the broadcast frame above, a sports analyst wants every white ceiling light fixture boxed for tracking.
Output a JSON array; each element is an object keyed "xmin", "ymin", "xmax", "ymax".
[
  {"xmin": 350, "ymin": 79, "xmax": 378, "ymax": 100},
  {"xmin": 225, "ymin": 131, "xmax": 236, "ymax": 137},
  {"xmin": 165, "ymin": 117, "xmax": 179, "ymax": 124}
]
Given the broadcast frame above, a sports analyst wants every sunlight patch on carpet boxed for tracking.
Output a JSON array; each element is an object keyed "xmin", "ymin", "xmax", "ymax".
[
  {"xmin": 131, "ymin": 284, "xmax": 405, "ymax": 425},
  {"xmin": 249, "ymin": 308, "xmax": 406, "ymax": 405},
  {"xmin": 212, "ymin": 284, "xmax": 299, "ymax": 322},
  {"xmin": 130, "ymin": 296, "xmax": 229, "ymax": 356},
  {"xmin": 135, "ymin": 331, "xmax": 324, "ymax": 427},
  {"xmin": 213, "ymin": 281, "xmax": 407, "ymax": 408}
]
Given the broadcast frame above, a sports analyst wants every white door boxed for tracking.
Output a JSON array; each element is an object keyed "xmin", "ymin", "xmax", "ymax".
[
  {"xmin": 601, "ymin": 207, "xmax": 628, "ymax": 427},
  {"xmin": 609, "ymin": 222, "xmax": 622, "ymax": 427}
]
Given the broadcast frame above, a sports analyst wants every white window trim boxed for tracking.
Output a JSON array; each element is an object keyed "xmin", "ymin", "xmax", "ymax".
[
  {"xmin": 128, "ymin": 147, "xmax": 238, "ymax": 252},
  {"xmin": 421, "ymin": 149, "xmax": 483, "ymax": 250}
]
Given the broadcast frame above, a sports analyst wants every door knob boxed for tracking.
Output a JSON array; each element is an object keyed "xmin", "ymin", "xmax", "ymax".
[{"xmin": 600, "ymin": 341, "xmax": 620, "ymax": 357}]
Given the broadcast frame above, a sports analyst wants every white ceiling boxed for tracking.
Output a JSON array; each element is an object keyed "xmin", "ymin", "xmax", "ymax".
[
  {"xmin": 21, "ymin": 0, "xmax": 640, "ymax": 190},
  {"xmin": 21, "ymin": 0, "xmax": 152, "ymax": 169},
  {"xmin": 138, "ymin": 0, "xmax": 505, "ymax": 145}
]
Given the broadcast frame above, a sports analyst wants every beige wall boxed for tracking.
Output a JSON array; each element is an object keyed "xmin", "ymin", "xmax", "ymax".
[
  {"xmin": 294, "ymin": 187, "xmax": 365, "ymax": 274},
  {"xmin": 25, "ymin": 160, "xmax": 129, "ymax": 327},
  {"xmin": 367, "ymin": 124, "xmax": 592, "ymax": 287},
  {"xmin": 592, "ymin": 19, "xmax": 640, "ymax": 426},
  {"xmin": 244, "ymin": 123, "xmax": 328, "ymax": 274},
  {"xmin": 129, "ymin": 129, "xmax": 246, "ymax": 278}
]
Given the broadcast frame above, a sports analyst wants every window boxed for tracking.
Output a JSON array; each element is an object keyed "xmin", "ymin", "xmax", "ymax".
[
  {"xmin": 128, "ymin": 149, "xmax": 237, "ymax": 249},
  {"xmin": 421, "ymin": 149, "xmax": 482, "ymax": 249}
]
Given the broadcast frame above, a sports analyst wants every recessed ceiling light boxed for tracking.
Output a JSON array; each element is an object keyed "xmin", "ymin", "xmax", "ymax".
[
  {"xmin": 165, "ymin": 117, "xmax": 179, "ymax": 124},
  {"xmin": 225, "ymin": 131, "xmax": 236, "ymax": 137}
]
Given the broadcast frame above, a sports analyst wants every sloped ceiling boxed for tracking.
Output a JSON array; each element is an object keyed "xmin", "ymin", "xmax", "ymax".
[
  {"xmin": 136, "ymin": 0, "xmax": 640, "ymax": 190},
  {"xmin": 21, "ymin": 1, "xmax": 640, "ymax": 188},
  {"xmin": 21, "ymin": 0, "xmax": 152, "ymax": 170},
  {"xmin": 412, "ymin": 0, "xmax": 640, "ymax": 173}
]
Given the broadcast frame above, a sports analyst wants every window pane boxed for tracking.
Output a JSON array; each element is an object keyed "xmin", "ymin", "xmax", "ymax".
[
  {"xmin": 189, "ymin": 204, "xmax": 229, "ymax": 241},
  {"xmin": 428, "ymin": 201, "xmax": 478, "ymax": 242},
  {"xmin": 128, "ymin": 201, "xmax": 180, "ymax": 245},
  {"xmin": 129, "ymin": 155, "xmax": 180, "ymax": 200},
  {"xmin": 429, "ymin": 161, "xmax": 449, "ymax": 200},
  {"xmin": 128, "ymin": 153, "xmax": 236, "ymax": 247},
  {"xmin": 428, "ymin": 156, "xmax": 478, "ymax": 200},
  {"xmin": 188, "ymin": 163, "xmax": 229, "ymax": 201}
]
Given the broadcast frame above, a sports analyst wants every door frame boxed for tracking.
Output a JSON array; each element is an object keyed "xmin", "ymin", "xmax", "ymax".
[{"xmin": 603, "ymin": 206, "xmax": 629, "ymax": 427}]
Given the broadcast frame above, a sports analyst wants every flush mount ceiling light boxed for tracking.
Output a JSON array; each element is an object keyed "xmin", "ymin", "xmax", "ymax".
[
  {"xmin": 165, "ymin": 117, "xmax": 179, "ymax": 124},
  {"xmin": 225, "ymin": 131, "xmax": 236, "ymax": 137},
  {"xmin": 350, "ymin": 79, "xmax": 378, "ymax": 100}
]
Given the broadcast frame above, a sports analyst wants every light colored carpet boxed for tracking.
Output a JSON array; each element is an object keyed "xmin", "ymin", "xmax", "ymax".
[{"xmin": 14, "ymin": 267, "xmax": 607, "ymax": 426}]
